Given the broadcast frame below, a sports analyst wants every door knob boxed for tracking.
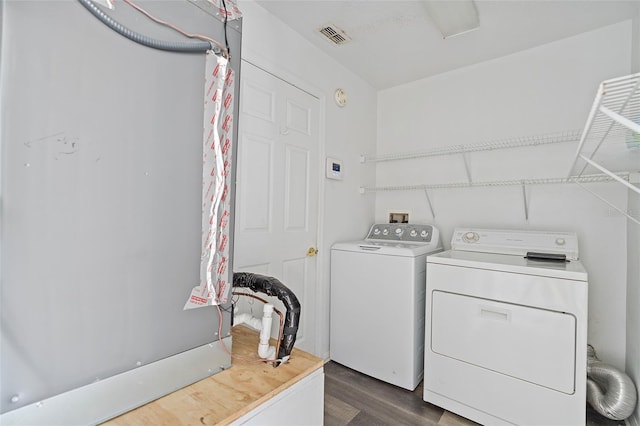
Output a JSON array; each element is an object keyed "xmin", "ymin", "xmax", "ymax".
[{"xmin": 307, "ymin": 247, "xmax": 318, "ymax": 257}]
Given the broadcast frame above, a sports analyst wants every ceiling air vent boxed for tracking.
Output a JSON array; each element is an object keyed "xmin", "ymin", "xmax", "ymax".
[{"xmin": 318, "ymin": 24, "xmax": 351, "ymax": 45}]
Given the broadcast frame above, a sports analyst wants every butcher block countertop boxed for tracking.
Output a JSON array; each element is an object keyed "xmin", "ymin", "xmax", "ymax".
[{"xmin": 103, "ymin": 325, "xmax": 324, "ymax": 425}]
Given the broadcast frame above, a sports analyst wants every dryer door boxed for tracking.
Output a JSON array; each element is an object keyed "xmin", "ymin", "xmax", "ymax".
[{"xmin": 431, "ymin": 291, "xmax": 576, "ymax": 394}]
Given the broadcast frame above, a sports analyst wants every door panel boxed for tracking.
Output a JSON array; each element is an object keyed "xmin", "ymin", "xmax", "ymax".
[
  {"xmin": 239, "ymin": 134, "xmax": 272, "ymax": 232},
  {"xmin": 286, "ymin": 100, "xmax": 311, "ymax": 135},
  {"xmin": 242, "ymin": 82, "xmax": 276, "ymax": 122},
  {"xmin": 282, "ymin": 257, "xmax": 308, "ymax": 342},
  {"xmin": 234, "ymin": 61, "xmax": 319, "ymax": 355},
  {"xmin": 285, "ymin": 146, "xmax": 310, "ymax": 231}
]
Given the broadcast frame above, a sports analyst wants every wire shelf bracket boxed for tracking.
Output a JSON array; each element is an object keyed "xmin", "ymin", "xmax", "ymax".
[
  {"xmin": 462, "ymin": 153, "xmax": 472, "ymax": 184},
  {"xmin": 522, "ymin": 183, "xmax": 529, "ymax": 223},
  {"xmin": 423, "ymin": 188, "xmax": 436, "ymax": 220}
]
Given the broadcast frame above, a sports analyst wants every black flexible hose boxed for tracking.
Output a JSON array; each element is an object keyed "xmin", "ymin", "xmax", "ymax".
[
  {"xmin": 77, "ymin": 0, "xmax": 218, "ymax": 54},
  {"xmin": 233, "ymin": 272, "xmax": 301, "ymax": 363}
]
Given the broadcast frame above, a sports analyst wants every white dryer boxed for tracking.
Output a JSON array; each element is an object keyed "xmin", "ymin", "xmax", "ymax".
[
  {"xmin": 424, "ymin": 228, "xmax": 588, "ymax": 426},
  {"xmin": 331, "ymin": 223, "xmax": 442, "ymax": 390}
]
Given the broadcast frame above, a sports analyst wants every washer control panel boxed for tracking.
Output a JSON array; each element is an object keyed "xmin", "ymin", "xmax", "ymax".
[
  {"xmin": 367, "ymin": 223, "xmax": 435, "ymax": 243},
  {"xmin": 451, "ymin": 228, "xmax": 580, "ymax": 260}
]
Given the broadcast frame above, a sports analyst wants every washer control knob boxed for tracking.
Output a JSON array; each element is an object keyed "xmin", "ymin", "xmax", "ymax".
[
  {"xmin": 382, "ymin": 229, "xmax": 389, "ymax": 236},
  {"xmin": 409, "ymin": 229, "xmax": 418, "ymax": 237},
  {"xmin": 373, "ymin": 228, "xmax": 381, "ymax": 235},
  {"xmin": 555, "ymin": 238, "xmax": 566, "ymax": 246},
  {"xmin": 420, "ymin": 230, "xmax": 428, "ymax": 238},
  {"xmin": 463, "ymin": 231, "xmax": 480, "ymax": 243},
  {"xmin": 395, "ymin": 228, "xmax": 402, "ymax": 235}
]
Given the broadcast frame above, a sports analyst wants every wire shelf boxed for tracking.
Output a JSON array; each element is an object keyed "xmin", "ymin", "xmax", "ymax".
[
  {"xmin": 360, "ymin": 173, "xmax": 630, "ymax": 193},
  {"xmin": 568, "ymin": 73, "xmax": 640, "ymax": 185},
  {"xmin": 360, "ymin": 172, "xmax": 638, "ymax": 224},
  {"xmin": 562, "ymin": 73, "xmax": 640, "ymax": 224},
  {"xmin": 362, "ymin": 130, "xmax": 581, "ymax": 163},
  {"xmin": 360, "ymin": 75, "xmax": 639, "ymax": 223}
]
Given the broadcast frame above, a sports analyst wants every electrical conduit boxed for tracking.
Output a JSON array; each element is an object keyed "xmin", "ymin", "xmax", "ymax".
[{"xmin": 77, "ymin": 0, "xmax": 218, "ymax": 53}]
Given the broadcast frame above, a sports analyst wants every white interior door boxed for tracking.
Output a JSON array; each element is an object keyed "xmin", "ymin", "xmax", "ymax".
[{"xmin": 234, "ymin": 61, "xmax": 320, "ymax": 355}]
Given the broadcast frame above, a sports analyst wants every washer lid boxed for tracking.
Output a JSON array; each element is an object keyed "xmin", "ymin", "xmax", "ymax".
[
  {"xmin": 451, "ymin": 228, "xmax": 579, "ymax": 260},
  {"xmin": 332, "ymin": 240, "xmax": 442, "ymax": 257}
]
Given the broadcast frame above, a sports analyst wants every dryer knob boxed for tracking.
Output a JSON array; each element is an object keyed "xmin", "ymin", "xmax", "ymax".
[
  {"xmin": 556, "ymin": 238, "xmax": 566, "ymax": 246},
  {"xmin": 382, "ymin": 229, "xmax": 389, "ymax": 236},
  {"xmin": 395, "ymin": 228, "xmax": 402, "ymax": 235},
  {"xmin": 410, "ymin": 229, "xmax": 418, "ymax": 237},
  {"xmin": 373, "ymin": 228, "xmax": 381, "ymax": 235},
  {"xmin": 420, "ymin": 230, "xmax": 428, "ymax": 238},
  {"xmin": 463, "ymin": 231, "xmax": 480, "ymax": 243}
]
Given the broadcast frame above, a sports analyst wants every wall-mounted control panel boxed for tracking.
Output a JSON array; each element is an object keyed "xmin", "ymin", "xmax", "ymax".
[{"xmin": 326, "ymin": 157, "xmax": 343, "ymax": 180}]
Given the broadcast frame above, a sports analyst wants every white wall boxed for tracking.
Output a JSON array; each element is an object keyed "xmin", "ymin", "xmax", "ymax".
[
  {"xmin": 626, "ymin": 9, "xmax": 640, "ymax": 425},
  {"xmin": 627, "ymin": 177, "xmax": 640, "ymax": 426},
  {"xmin": 237, "ymin": 0, "xmax": 377, "ymax": 359},
  {"xmin": 376, "ymin": 21, "xmax": 633, "ymax": 369}
]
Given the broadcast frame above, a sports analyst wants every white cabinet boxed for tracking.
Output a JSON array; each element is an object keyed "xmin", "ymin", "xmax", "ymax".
[{"xmin": 231, "ymin": 368, "xmax": 324, "ymax": 425}]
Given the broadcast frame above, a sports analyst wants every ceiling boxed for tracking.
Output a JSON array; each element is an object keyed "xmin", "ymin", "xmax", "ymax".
[{"xmin": 254, "ymin": 0, "xmax": 640, "ymax": 90}]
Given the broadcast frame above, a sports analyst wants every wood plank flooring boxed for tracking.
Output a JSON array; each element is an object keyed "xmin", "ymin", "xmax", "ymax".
[
  {"xmin": 323, "ymin": 361, "xmax": 626, "ymax": 426},
  {"xmin": 323, "ymin": 361, "xmax": 476, "ymax": 426}
]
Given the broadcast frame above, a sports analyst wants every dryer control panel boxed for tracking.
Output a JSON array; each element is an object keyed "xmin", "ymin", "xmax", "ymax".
[
  {"xmin": 451, "ymin": 228, "xmax": 579, "ymax": 260},
  {"xmin": 366, "ymin": 223, "xmax": 436, "ymax": 243}
]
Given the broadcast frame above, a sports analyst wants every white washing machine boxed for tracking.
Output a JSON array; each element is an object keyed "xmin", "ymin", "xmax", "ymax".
[
  {"xmin": 424, "ymin": 228, "xmax": 588, "ymax": 426},
  {"xmin": 330, "ymin": 223, "xmax": 442, "ymax": 390}
]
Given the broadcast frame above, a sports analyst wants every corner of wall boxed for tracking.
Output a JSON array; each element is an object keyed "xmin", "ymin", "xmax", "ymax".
[
  {"xmin": 625, "ymin": 9, "xmax": 640, "ymax": 423},
  {"xmin": 633, "ymin": 7, "xmax": 640, "ymax": 72},
  {"xmin": 627, "ymin": 175, "xmax": 640, "ymax": 426}
]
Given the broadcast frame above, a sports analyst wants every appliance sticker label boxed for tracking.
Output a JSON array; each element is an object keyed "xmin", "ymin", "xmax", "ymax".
[{"xmin": 206, "ymin": 0, "xmax": 242, "ymax": 21}]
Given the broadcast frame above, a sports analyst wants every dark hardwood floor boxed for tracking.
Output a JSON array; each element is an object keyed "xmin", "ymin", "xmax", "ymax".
[{"xmin": 323, "ymin": 361, "xmax": 626, "ymax": 426}]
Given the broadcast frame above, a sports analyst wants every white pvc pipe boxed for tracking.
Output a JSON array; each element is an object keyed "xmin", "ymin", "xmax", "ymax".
[
  {"xmin": 258, "ymin": 304, "xmax": 276, "ymax": 360},
  {"xmin": 233, "ymin": 305, "xmax": 276, "ymax": 360},
  {"xmin": 234, "ymin": 313, "xmax": 262, "ymax": 330}
]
